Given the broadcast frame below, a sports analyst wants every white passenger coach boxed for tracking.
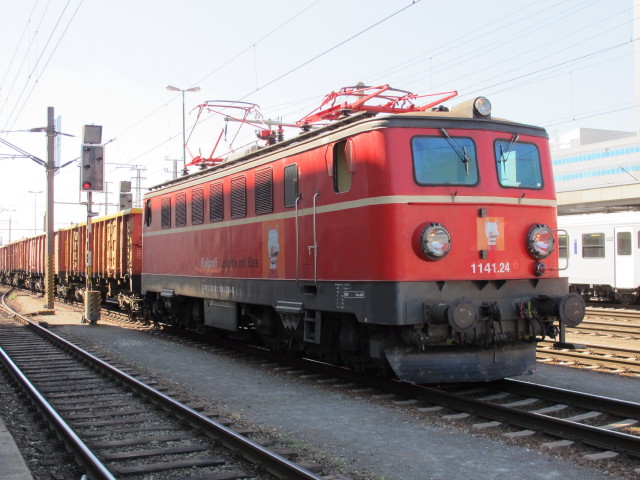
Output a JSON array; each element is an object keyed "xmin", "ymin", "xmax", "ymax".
[{"xmin": 558, "ymin": 211, "xmax": 640, "ymax": 305}]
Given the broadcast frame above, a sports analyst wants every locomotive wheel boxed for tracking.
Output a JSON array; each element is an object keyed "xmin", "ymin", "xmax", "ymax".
[{"xmin": 187, "ymin": 299, "xmax": 204, "ymax": 329}]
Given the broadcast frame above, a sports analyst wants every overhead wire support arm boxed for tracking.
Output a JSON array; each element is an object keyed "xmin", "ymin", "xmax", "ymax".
[{"xmin": 0, "ymin": 137, "xmax": 45, "ymax": 166}]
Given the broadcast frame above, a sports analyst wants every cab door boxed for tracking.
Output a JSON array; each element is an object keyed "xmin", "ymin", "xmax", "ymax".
[{"xmin": 614, "ymin": 227, "xmax": 634, "ymax": 288}]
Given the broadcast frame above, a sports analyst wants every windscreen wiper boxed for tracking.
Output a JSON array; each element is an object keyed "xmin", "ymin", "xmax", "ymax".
[
  {"xmin": 440, "ymin": 128, "xmax": 470, "ymax": 175},
  {"xmin": 498, "ymin": 133, "xmax": 520, "ymax": 173}
]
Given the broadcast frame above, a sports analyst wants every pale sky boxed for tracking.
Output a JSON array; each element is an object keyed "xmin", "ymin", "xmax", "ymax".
[{"xmin": 0, "ymin": 0, "xmax": 636, "ymax": 241}]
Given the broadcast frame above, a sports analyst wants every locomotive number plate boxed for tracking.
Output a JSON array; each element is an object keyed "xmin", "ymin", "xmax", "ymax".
[{"xmin": 470, "ymin": 262, "xmax": 512, "ymax": 274}]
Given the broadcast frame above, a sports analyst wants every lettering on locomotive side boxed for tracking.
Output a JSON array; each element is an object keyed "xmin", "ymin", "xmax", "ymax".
[
  {"xmin": 200, "ymin": 257, "xmax": 219, "ymax": 269},
  {"xmin": 469, "ymin": 260, "xmax": 519, "ymax": 274},
  {"xmin": 343, "ymin": 291, "xmax": 365, "ymax": 299},
  {"xmin": 201, "ymin": 283, "xmax": 235, "ymax": 298},
  {"xmin": 334, "ymin": 283, "xmax": 365, "ymax": 308},
  {"xmin": 219, "ymin": 257, "xmax": 260, "ymax": 269}
]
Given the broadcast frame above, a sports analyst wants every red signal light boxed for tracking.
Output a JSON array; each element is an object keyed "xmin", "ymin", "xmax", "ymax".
[{"xmin": 82, "ymin": 181, "xmax": 92, "ymax": 190}]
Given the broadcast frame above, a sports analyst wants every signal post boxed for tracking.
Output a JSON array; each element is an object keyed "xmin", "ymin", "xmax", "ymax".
[{"xmin": 80, "ymin": 126, "xmax": 104, "ymax": 324}]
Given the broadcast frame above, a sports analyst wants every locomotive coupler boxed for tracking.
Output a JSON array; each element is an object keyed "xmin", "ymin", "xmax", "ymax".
[
  {"xmin": 482, "ymin": 301, "xmax": 506, "ymax": 346},
  {"xmin": 518, "ymin": 301, "xmax": 545, "ymax": 342}
]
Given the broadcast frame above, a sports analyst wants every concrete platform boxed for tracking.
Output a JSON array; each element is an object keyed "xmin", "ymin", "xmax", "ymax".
[{"xmin": 0, "ymin": 415, "xmax": 34, "ymax": 480}]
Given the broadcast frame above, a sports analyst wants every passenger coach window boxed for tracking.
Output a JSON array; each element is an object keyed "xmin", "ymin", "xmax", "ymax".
[
  {"xmin": 334, "ymin": 140, "xmax": 352, "ymax": 193},
  {"xmin": 411, "ymin": 136, "xmax": 478, "ymax": 185},
  {"xmin": 161, "ymin": 196, "xmax": 171, "ymax": 229},
  {"xmin": 617, "ymin": 231, "xmax": 632, "ymax": 255},
  {"xmin": 494, "ymin": 139, "xmax": 542, "ymax": 189},
  {"xmin": 582, "ymin": 233, "xmax": 605, "ymax": 258},
  {"xmin": 284, "ymin": 164, "xmax": 299, "ymax": 207},
  {"xmin": 558, "ymin": 234, "xmax": 568, "ymax": 259}
]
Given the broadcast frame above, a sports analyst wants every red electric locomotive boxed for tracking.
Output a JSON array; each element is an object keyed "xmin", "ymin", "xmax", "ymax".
[{"xmin": 142, "ymin": 85, "xmax": 584, "ymax": 383}]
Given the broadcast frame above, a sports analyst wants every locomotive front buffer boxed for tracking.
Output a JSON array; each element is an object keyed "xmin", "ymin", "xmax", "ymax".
[{"xmin": 384, "ymin": 289, "xmax": 585, "ymax": 384}]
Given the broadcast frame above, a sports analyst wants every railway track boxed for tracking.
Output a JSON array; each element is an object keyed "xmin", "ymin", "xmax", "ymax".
[
  {"xmin": 534, "ymin": 307, "xmax": 640, "ymax": 374},
  {"xmin": 575, "ymin": 312, "xmax": 640, "ymax": 340},
  {"xmin": 254, "ymin": 351, "xmax": 640, "ymax": 464},
  {"xmin": 4, "ymin": 288, "xmax": 640, "ymax": 476},
  {"xmin": 537, "ymin": 341, "xmax": 640, "ymax": 374},
  {"xmin": 0, "ymin": 291, "xmax": 327, "ymax": 480},
  {"xmin": 133, "ymin": 324, "xmax": 640, "ymax": 464}
]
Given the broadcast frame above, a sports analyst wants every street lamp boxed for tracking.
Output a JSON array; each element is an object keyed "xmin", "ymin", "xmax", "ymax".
[
  {"xmin": 0, "ymin": 208, "xmax": 15, "ymax": 244},
  {"xmin": 28, "ymin": 190, "xmax": 42, "ymax": 235},
  {"xmin": 166, "ymin": 85, "xmax": 201, "ymax": 175}
]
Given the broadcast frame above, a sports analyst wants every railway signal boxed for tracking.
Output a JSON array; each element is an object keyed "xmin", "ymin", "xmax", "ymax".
[{"xmin": 80, "ymin": 144, "xmax": 104, "ymax": 191}]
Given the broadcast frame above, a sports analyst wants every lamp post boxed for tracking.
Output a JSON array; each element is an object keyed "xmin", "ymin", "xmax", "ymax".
[
  {"xmin": 166, "ymin": 85, "xmax": 200, "ymax": 176},
  {"xmin": 0, "ymin": 208, "xmax": 15, "ymax": 244},
  {"xmin": 28, "ymin": 190, "xmax": 42, "ymax": 235}
]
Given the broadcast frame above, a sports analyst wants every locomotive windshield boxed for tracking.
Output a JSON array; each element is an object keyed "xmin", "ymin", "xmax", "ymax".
[
  {"xmin": 411, "ymin": 136, "xmax": 478, "ymax": 185},
  {"xmin": 494, "ymin": 139, "xmax": 542, "ymax": 189}
]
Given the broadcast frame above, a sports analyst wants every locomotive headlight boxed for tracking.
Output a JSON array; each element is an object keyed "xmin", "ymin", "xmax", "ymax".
[
  {"xmin": 526, "ymin": 224, "xmax": 555, "ymax": 259},
  {"xmin": 473, "ymin": 97, "xmax": 492, "ymax": 118},
  {"xmin": 419, "ymin": 223, "xmax": 451, "ymax": 260}
]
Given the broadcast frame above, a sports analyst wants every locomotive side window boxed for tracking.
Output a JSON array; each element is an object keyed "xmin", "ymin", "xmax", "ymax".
[
  {"xmin": 210, "ymin": 182, "xmax": 223, "ymax": 222},
  {"xmin": 582, "ymin": 233, "xmax": 605, "ymax": 258},
  {"xmin": 411, "ymin": 136, "xmax": 478, "ymax": 185},
  {"xmin": 494, "ymin": 139, "xmax": 542, "ymax": 189},
  {"xmin": 617, "ymin": 231, "xmax": 632, "ymax": 255},
  {"xmin": 144, "ymin": 199, "xmax": 152, "ymax": 227},
  {"xmin": 231, "ymin": 176, "xmax": 247, "ymax": 219},
  {"xmin": 161, "ymin": 196, "xmax": 171, "ymax": 229},
  {"xmin": 284, "ymin": 164, "xmax": 299, "ymax": 207},
  {"xmin": 192, "ymin": 187, "xmax": 204, "ymax": 225},
  {"xmin": 255, "ymin": 167, "xmax": 273, "ymax": 215},
  {"xmin": 558, "ymin": 234, "xmax": 568, "ymax": 259},
  {"xmin": 333, "ymin": 140, "xmax": 352, "ymax": 193},
  {"xmin": 176, "ymin": 192, "xmax": 187, "ymax": 227}
]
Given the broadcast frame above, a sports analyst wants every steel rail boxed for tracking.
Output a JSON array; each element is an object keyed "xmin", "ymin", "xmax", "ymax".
[
  {"xmin": 251, "ymin": 341, "xmax": 640, "ymax": 458},
  {"xmin": 537, "ymin": 342, "xmax": 640, "ymax": 373},
  {"xmin": 572, "ymin": 321, "xmax": 640, "ymax": 337},
  {"xmin": 585, "ymin": 308, "xmax": 640, "ymax": 320},
  {"xmin": 539, "ymin": 340, "xmax": 640, "ymax": 357},
  {"xmin": 499, "ymin": 378, "xmax": 640, "ymax": 419},
  {"xmin": 0, "ymin": 293, "xmax": 116, "ymax": 480},
  {"xmin": 1, "ymin": 289, "xmax": 324, "ymax": 480},
  {"xmin": 401, "ymin": 382, "xmax": 640, "ymax": 457},
  {"xmin": 264, "ymin": 343, "xmax": 640, "ymax": 458},
  {"xmin": 0, "ymin": 350, "xmax": 117, "ymax": 480}
]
